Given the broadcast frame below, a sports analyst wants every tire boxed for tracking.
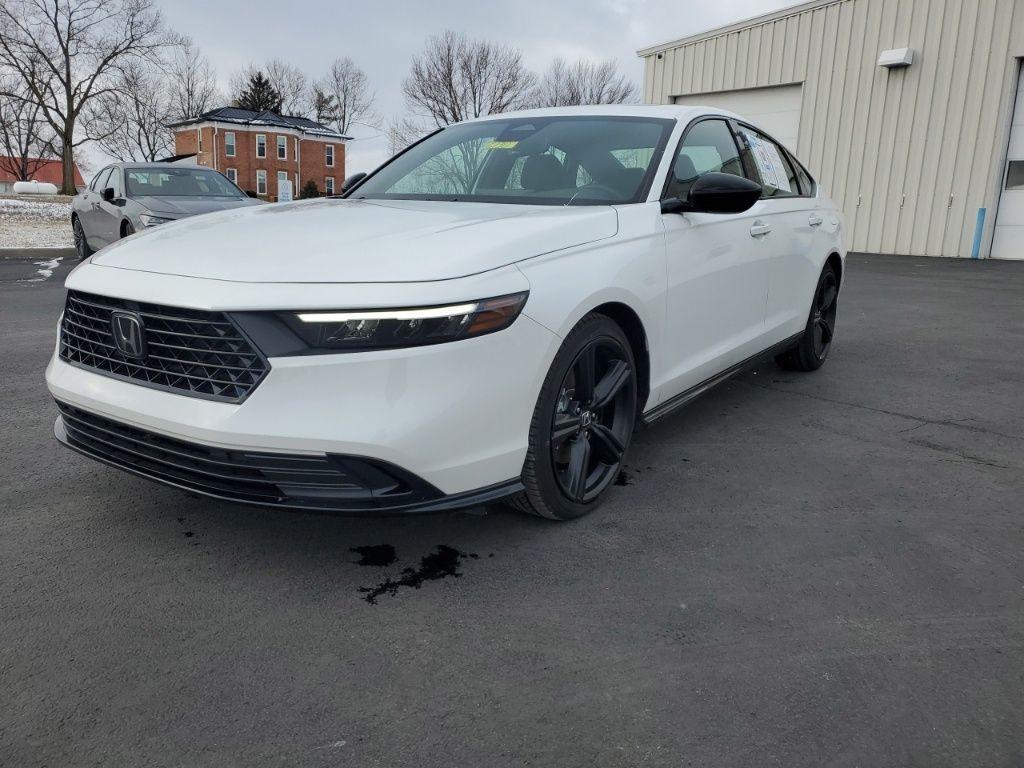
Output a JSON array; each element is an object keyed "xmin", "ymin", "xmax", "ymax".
[
  {"xmin": 72, "ymin": 216, "xmax": 92, "ymax": 260},
  {"xmin": 121, "ymin": 220, "xmax": 135, "ymax": 238},
  {"xmin": 507, "ymin": 313, "xmax": 638, "ymax": 520},
  {"xmin": 776, "ymin": 262, "xmax": 840, "ymax": 372}
]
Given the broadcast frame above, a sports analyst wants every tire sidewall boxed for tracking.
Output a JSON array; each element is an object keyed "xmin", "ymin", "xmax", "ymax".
[{"xmin": 525, "ymin": 315, "xmax": 637, "ymax": 520}]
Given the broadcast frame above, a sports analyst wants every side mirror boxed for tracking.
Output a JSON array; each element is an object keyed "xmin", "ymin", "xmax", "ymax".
[
  {"xmin": 661, "ymin": 172, "xmax": 763, "ymax": 215},
  {"xmin": 102, "ymin": 187, "xmax": 116, "ymax": 203},
  {"xmin": 341, "ymin": 172, "xmax": 367, "ymax": 194}
]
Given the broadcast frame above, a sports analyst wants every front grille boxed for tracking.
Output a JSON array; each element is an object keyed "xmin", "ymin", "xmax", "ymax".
[
  {"xmin": 56, "ymin": 402, "xmax": 439, "ymax": 510},
  {"xmin": 59, "ymin": 291, "xmax": 268, "ymax": 402}
]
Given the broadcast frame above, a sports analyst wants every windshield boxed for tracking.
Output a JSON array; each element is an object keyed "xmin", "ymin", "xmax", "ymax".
[
  {"xmin": 352, "ymin": 115, "xmax": 675, "ymax": 206},
  {"xmin": 126, "ymin": 168, "xmax": 245, "ymax": 198}
]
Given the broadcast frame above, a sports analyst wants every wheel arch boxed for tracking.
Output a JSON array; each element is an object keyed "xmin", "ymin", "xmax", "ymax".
[
  {"xmin": 825, "ymin": 251, "xmax": 843, "ymax": 286},
  {"xmin": 589, "ymin": 301, "xmax": 651, "ymax": 419}
]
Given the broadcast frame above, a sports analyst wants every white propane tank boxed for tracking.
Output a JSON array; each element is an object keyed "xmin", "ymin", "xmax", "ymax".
[{"xmin": 13, "ymin": 180, "xmax": 60, "ymax": 195}]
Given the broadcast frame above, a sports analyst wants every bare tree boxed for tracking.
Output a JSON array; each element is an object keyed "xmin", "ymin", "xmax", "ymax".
[
  {"xmin": 0, "ymin": 0, "xmax": 176, "ymax": 194},
  {"xmin": 88, "ymin": 58, "xmax": 172, "ymax": 161},
  {"xmin": 0, "ymin": 69, "xmax": 55, "ymax": 181},
  {"xmin": 530, "ymin": 58, "xmax": 637, "ymax": 108},
  {"xmin": 167, "ymin": 38, "xmax": 218, "ymax": 120},
  {"xmin": 319, "ymin": 57, "xmax": 377, "ymax": 134},
  {"xmin": 390, "ymin": 30, "xmax": 535, "ymax": 152},
  {"xmin": 264, "ymin": 59, "xmax": 309, "ymax": 116}
]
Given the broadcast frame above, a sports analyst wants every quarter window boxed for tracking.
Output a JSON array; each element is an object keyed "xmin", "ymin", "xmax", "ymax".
[
  {"xmin": 326, "ymin": 144, "xmax": 335, "ymax": 167},
  {"xmin": 665, "ymin": 119, "xmax": 747, "ymax": 202},
  {"xmin": 1006, "ymin": 160, "xmax": 1024, "ymax": 191},
  {"xmin": 225, "ymin": 132, "xmax": 235, "ymax": 157},
  {"xmin": 91, "ymin": 167, "xmax": 112, "ymax": 191},
  {"xmin": 256, "ymin": 169, "xmax": 267, "ymax": 195},
  {"xmin": 737, "ymin": 126, "xmax": 800, "ymax": 199},
  {"xmin": 256, "ymin": 134, "xmax": 266, "ymax": 158},
  {"xmin": 277, "ymin": 135, "xmax": 287, "ymax": 160}
]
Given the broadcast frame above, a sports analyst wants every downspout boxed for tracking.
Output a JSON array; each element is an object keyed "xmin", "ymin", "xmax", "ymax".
[{"xmin": 213, "ymin": 126, "xmax": 219, "ymax": 172}]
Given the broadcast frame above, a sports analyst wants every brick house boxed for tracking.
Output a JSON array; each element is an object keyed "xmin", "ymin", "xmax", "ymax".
[{"xmin": 168, "ymin": 107, "xmax": 349, "ymax": 200}]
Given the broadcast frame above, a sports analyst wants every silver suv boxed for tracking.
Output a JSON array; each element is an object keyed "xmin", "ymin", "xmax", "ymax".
[{"xmin": 71, "ymin": 163, "xmax": 262, "ymax": 259}]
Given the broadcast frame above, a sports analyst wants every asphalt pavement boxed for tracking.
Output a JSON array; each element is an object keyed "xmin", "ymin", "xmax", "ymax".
[{"xmin": 2, "ymin": 252, "xmax": 1022, "ymax": 767}]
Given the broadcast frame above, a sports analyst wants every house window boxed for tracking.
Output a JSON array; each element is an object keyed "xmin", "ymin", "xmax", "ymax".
[
  {"xmin": 226, "ymin": 168, "xmax": 237, "ymax": 184},
  {"xmin": 324, "ymin": 176, "xmax": 335, "ymax": 195},
  {"xmin": 225, "ymin": 132, "xmax": 235, "ymax": 157},
  {"xmin": 256, "ymin": 169, "xmax": 267, "ymax": 196},
  {"xmin": 256, "ymin": 134, "xmax": 266, "ymax": 158},
  {"xmin": 326, "ymin": 144, "xmax": 334, "ymax": 167},
  {"xmin": 277, "ymin": 135, "xmax": 287, "ymax": 160},
  {"xmin": 197, "ymin": 129, "xmax": 202, "ymax": 152}
]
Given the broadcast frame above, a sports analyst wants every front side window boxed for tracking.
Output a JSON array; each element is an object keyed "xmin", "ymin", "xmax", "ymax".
[
  {"xmin": 256, "ymin": 134, "xmax": 266, "ymax": 158},
  {"xmin": 256, "ymin": 169, "xmax": 267, "ymax": 195},
  {"xmin": 352, "ymin": 116, "xmax": 674, "ymax": 206},
  {"xmin": 225, "ymin": 132, "xmax": 236, "ymax": 157},
  {"xmin": 325, "ymin": 176, "xmax": 334, "ymax": 195},
  {"xmin": 737, "ymin": 126, "xmax": 800, "ymax": 199},
  {"xmin": 277, "ymin": 135, "xmax": 287, "ymax": 160},
  {"xmin": 664, "ymin": 119, "xmax": 747, "ymax": 201},
  {"xmin": 326, "ymin": 144, "xmax": 334, "ymax": 167},
  {"xmin": 125, "ymin": 168, "xmax": 246, "ymax": 198}
]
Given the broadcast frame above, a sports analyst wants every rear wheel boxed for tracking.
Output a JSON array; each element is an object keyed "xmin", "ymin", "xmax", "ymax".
[
  {"xmin": 507, "ymin": 314, "xmax": 637, "ymax": 520},
  {"xmin": 72, "ymin": 216, "xmax": 92, "ymax": 260},
  {"xmin": 121, "ymin": 220, "xmax": 135, "ymax": 238},
  {"xmin": 776, "ymin": 262, "xmax": 839, "ymax": 372}
]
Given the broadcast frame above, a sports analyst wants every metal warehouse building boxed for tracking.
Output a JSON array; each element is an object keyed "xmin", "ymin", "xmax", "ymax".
[{"xmin": 639, "ymin": 0, "xmax": 1024, "ymax": 259}]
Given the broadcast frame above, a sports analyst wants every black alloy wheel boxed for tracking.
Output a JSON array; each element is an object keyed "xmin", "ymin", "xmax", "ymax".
[
  {"xmin": 508, "ymin": 313, "xmax": 638, "ymax": 520},
  {"xmin": 551, "ymin": 340, "xmax": 634, "ymax": 503},
  {"xmin": 776, "ymin": 262, "xmax": 840, "ymax": 372},
  {"xmin": 73, "ymin": 217, "xmax": 91, "ymax": 260}
]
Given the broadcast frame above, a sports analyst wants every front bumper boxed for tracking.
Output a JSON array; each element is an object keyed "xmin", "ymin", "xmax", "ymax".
[
  {"xmin": 54, "ymin": 402, "xmax": 522, "ymax": 513},
  {"xmin": 46, "ymin": 307, "xmax": 561, "ymax": 501}
]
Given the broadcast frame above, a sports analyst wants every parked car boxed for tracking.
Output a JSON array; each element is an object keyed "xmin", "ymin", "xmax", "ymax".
[
  {"xmin": 71, "ymin": 163, "xmax": 262, "ymax": 259},
  {"xmin": 47, "ymin": 106, "xmax": 844, "ymax": 520}
]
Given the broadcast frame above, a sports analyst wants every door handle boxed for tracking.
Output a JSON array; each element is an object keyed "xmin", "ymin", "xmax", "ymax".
[
  {"xmin": 808, "ymin": 214, "xmax": 824, "ymax": 228},
  {"xmin": 749, "ymin": 221, "xmax": 772, "ymax": 237}
]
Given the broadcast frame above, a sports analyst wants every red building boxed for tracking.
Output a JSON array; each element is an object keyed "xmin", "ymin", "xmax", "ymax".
[
  {"xmin": 169, "ymin": 107, "xmax": 348, "ymax": 200},
  {"xmin": 0, "ymin": 157, "xmax": 85, "ymax": 193}
]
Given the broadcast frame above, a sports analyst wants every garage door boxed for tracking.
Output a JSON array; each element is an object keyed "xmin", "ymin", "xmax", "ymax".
[
  {"xmin": 674, "ymin": 84, "xmax": 803, "ymax": 152},
  {"xmin": 991, "ymin": 65, "xmax": 1024, "ymax": 260}
]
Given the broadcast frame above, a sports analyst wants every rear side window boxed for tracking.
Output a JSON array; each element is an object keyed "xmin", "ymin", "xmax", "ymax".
[
  {"xmin": 665, "ymin": 119, "xmax": 748, "ymax": 201},
  {"xmin": 737, "ymin": 126, "xmax": 800, "ymax": 199}
]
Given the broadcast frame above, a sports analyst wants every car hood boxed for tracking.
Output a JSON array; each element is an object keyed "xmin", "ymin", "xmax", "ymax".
[
  {"xmin": 90, "ymin": 198, "xmax": 618, "ymax": 283},
  {"xmin": 134, "ymin": 195, "xmax": 261, "ymax": 217}
]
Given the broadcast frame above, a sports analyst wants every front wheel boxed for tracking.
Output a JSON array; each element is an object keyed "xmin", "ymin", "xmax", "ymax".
[
  {"xmin": 72, "ymin": 216, "xmax": 92, "ymax": 260},
  {"xmin": 508, "ymin": 314, "xmax": 637, "ymax": 520},
  {"xmin": 776, "ymin": 262, "xmax": 839, "ymax": 372}
]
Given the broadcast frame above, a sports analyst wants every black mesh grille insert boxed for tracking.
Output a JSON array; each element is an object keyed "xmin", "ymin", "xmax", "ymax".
[{"xmin": 59, "ymin": 291, "xmax": 268, "ymax": 402}]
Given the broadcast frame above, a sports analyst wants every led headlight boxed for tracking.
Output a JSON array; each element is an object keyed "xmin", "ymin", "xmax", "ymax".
[
  {"xmin": 286, "ymin": 292, "xmax": 529, "ymax": 351},
  {"xmin": 139, "ymin": 214, "xmax": 174, "ymax": 227}
]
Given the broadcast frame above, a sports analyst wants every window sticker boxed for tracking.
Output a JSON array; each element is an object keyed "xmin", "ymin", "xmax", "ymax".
[
  {"xmin": 744, "ymin": 131, "xmax": 791, "ymax": 193},
  {"xmin": 487, "ymin": 140, "xmax": 519, "ymax": 150}
]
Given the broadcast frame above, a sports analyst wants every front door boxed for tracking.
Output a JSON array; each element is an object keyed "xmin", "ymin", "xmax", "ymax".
[{"xmin": 660, "ymin": 118, "xmax": 774, "ymax": 398}]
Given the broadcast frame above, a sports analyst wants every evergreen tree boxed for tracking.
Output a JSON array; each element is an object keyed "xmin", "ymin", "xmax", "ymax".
[
  {"xmin": 311, "ymin": 87, "xmax": 337, "ymax": 126},
  {"xmin": 299, "ymin": 179, "xmax": 321, "ymax": 199},
  {"xmin": 234, "ymin": 72, "xmax": 283, "ymax": 113}
]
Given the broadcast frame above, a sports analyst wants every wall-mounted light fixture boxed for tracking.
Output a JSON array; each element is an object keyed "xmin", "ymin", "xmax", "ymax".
[{"xmin": 878, "ymin": 48, "xmax": 914, "ymax": 68}]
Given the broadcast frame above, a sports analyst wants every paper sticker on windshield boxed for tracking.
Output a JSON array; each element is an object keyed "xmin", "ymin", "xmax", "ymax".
[{"xmin": 487, "ymin": 140, "xmax": 519, "ymax": 150}]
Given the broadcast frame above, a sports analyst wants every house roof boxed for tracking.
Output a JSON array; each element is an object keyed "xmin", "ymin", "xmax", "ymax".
[
  {"xmin": 167, "ymin": 106, "xmax": 350, "ymax": 140},
  {"xmin": 0, "ymin": 157, "xmax": 85, "ymax": 186}
]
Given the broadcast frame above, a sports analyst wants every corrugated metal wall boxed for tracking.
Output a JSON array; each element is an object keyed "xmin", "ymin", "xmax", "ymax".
[{"xmin": 641, "ymin": 0, "xmax": 1024, "ymax": 258}]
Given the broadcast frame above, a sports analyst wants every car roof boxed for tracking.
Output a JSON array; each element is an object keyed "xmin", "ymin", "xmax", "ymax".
[
  {"xmin": 458, "ymin": 104, "xmax": 742, "ymax": 125},
  {"xmin": 107, "ymin": 162, "xmax": 218, "ymax": 171}
]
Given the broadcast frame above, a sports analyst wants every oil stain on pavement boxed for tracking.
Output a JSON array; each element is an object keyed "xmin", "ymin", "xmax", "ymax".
[
  {"xmin": 350, "ymin": 544, "xmax": 398, "ymax": 567},
  {"xmin": 357, "ymin": 545, "xmax": 478, "ymax": 604}
]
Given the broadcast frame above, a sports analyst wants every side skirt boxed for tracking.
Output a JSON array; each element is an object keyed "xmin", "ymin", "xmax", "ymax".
[{"xmin": 640, "ymin": 332, "xmax": 803, "ymax": 427}]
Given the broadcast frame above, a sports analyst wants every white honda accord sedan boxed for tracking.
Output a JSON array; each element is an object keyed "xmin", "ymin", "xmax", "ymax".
[{"xmin": 46, "ymin": 106, "xmax": 844, "ymax": 520}]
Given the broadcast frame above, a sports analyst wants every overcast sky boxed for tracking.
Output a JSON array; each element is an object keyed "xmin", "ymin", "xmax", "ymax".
[{"xmin": 140, "ymin": 0, "xmax": 799, "ymax": 174}]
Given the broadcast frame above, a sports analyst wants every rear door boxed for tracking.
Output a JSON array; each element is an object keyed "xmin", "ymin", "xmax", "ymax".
[
  {"xmin": 659, "ymin": 117, "xmax": 774, "ymax": 397},
  {"xmin": 735, "ymin": 124, "xmax": 820, "ymax": 340}
]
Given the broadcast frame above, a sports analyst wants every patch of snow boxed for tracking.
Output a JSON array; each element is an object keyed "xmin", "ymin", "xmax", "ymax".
[
  {"xmin": 0, "ymin": 196, "xmax": 73, "ymax": 222},
  {"xmin": 19, "ymin": 256, "xmax": 63, "ymax": 283}
]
